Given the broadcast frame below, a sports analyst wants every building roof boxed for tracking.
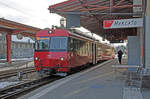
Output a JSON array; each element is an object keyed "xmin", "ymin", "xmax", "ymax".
[{"xmin": 49, "ymin": 0, "xmax": 144, "ymax": 41}]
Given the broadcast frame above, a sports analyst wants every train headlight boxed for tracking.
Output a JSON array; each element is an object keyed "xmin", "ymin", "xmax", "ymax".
[
  {"xmin": 60, "ymin": 57, "xmax": 64, "ymax": 61},
  {"xmin": 48, "ymin": 30, "xmax": 53, "ymax": 34},
  {"xmin": 35, "ymin": 57, "xmax": 38, "ymax": 60}
]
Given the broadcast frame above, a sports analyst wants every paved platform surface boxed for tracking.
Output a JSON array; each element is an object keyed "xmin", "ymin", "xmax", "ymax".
[
  {"xmin": 19, "ymin": 59, "xmax": 149, "ymax": 99},
  {"xmin": 142, "ymin": 88, "xmax": 150, "ymax": 99}
]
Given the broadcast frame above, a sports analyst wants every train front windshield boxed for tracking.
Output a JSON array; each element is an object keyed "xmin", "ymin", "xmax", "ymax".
[
  {"xmin": 35, "ymin": 37, "xmax": 68, "ymax": 51},
  {"xmin": 35, "ymin": 37, "xmax": 49, "ymax": 50},
  {"xmin": 50, "ymin": 37, "xmax": 68, "ymax": 51}
]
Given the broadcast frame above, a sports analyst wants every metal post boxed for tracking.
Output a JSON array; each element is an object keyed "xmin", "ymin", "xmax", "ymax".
[
  {"xmin": 144, "ymin": 0, "xmax": 150, "ymax": 69},
  {"xmin": 110, "ymin": 0, "xmax": 114, "ymax": 13},
  {"xmin": 142, "ymin": 0, "xmax": 146, "ymax": 68},
  {"xmin": 26, "ymin": 62, "xmax": 28, "ymax": 79},
  {"xmin": 17, "ymin": 71, "xmax": 23, "ymax": 81}
]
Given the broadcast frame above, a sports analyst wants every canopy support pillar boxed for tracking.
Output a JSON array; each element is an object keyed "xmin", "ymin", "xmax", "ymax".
[{"xmin": 6, "ymin": 34, "xmax": 11, "ymax": 63}]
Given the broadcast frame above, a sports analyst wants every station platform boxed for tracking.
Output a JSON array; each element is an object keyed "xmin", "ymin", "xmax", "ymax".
[{"xmin": 19, "ymin": 59, "xmax": 147, "ymax": 99}]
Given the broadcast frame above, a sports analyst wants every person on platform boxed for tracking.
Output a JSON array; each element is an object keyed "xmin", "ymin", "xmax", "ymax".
[{"xmin": 117, "ymin": 50, "xmax": 123, "ymax": 64}]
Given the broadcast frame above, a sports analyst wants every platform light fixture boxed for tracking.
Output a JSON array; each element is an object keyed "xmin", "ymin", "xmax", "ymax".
[
  {"xmin": 48, "ymin": 30, "xmax": 53, "ymax": 34},
  {"xmin": 60, "ymin": 18, "xmax": 66, "ymax": 28},
  {"xmin": 0, "ymin": 33, "xmax": 2, "ymax": 37},
  {"xmin": 44, "ymin": 28, "xmax": 53, "ymax": 34},
  {"xmin": 102, "ymin": 34, "xmax": 107, "ymax": 41}
]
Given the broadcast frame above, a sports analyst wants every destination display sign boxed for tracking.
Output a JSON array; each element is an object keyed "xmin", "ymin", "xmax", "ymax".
[
  {"xmin": 103, "ymin": 18, "xmax": 143, "ymax": 29},
  {"xmin": 110, "ymin": 40, "xmax": 124, "ymax": 43},
  {"xmin": 36, "ymin": 37, "xmax": 49, "ymax": 40}
]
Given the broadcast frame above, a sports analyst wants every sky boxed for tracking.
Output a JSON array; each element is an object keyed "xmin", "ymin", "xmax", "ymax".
[
  {"xmin": 0, "ymin": 0, "xmax": 66, "ymax": 29},
  {"xmin": 0, "ymin": 0, "xmax": 66, "ymax": 42},
  {"xmin": 0, "ymin": 0, "xmax": 125, "ymax": 45}
]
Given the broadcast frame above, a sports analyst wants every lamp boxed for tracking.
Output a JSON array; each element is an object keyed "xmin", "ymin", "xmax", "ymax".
[
  {"xmin": 102, "ymin": 34, "xmax": 107, "ymax": 41},
  {"xmin": 60, "ymin": 18, "xmax": 65, "ymax": 28},
  {"xmin": 0, "ymin": 33, "xmax": 2, "ymax": 37}
]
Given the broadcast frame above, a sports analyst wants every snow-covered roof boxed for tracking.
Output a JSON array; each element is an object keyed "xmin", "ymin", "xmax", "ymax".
[{"xmin": 12, "ymin": 35, "xmax": 34, "ymax": 43}]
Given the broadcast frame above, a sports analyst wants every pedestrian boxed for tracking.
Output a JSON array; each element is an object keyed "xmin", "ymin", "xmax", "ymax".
[{"xmin": 117, "ymin": 50, "xmax": 123, "ymax": 64}]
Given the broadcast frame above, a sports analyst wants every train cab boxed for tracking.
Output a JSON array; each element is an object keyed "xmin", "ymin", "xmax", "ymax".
[{"xmin": 34, "ymin": 29, "xmax": 69, "ymax": 75}]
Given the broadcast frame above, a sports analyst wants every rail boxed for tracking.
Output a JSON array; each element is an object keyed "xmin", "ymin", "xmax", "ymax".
[
  {"xmin": 0, "ymin": 67, "xmax": 35, "ymax": 79},
  {"xmin": 0, "ymin": 76, "xmax": 61, "ymax": 99}
]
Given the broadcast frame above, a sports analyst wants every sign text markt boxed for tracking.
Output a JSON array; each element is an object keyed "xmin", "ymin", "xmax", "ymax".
[{"xmin": 103, "ymin": 18, "xmax": 143, "ymax": 29}]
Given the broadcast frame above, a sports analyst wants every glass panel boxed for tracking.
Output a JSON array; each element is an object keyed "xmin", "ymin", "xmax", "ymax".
[
  {"xmin": 35, "ymin": 37, "xmax": 49, "ymax": 50},
  {"xmin": 50, "ymin": 37, "xmax": 67, "ymax": 51}
]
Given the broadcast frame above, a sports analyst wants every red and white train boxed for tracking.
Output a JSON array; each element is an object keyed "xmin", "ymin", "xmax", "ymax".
[{"xmin": 34, "ymin": 28, "xmax": 115, "ymax": 76}]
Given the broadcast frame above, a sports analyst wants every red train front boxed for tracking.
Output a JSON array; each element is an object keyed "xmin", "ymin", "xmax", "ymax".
[{"xmin": 34, "ymin": 29, "xmax": 71, "ymax": 75}]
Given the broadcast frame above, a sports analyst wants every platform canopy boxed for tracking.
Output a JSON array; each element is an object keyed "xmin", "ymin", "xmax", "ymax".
[
  {"xmin": 0, "ymin": 18, "xmax": 41, "ymax": 37},
  {"xmin": 0, "ymin": 18, "xmax": 41, "ymax": 63},
  {"xmin": 49, "ymin": 0, "xmax": 144, "ymax": 41}
]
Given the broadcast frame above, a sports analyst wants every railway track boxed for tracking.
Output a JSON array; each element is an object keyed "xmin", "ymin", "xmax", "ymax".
[
  {"xmin": 0, "ymin": 76, "xmax": 61, "ymax": 99},
  {"xmin": 0, "ymin": 61, "xmax": 105, "ymax": 99},
  {"xmin": 0, "ymin": 67, "xmax": 35, "ymax": 79}
]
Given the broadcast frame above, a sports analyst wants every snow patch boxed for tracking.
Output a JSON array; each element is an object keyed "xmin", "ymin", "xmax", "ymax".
[
  {"xmin": 0, "ymin": 81, "xmax": 19, "ymax": 89},
  {"xmin": 12, "ymin": 35, "xmax": 34, "ymax": 43}
]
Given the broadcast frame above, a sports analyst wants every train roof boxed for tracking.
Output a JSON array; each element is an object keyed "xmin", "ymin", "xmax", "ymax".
[
  {"xmin": 36, "ymin": 27, "xmax": 96, "ymax": 41},
  {"xmin": 68, "ymin": 28, "xmax": 96, "ymax": 41},
  {"xmin": 36, "ymin": 28, "xmax": 113, "ymax": 48}
]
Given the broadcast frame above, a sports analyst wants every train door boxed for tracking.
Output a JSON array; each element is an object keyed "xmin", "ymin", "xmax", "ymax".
[
  {"xmin": 92, "ymin": 43, "xmax": 97, "ymax": 64},
  {"xmin": 95, "ymin": 43, "xmax": 98, "ymax": 64}
]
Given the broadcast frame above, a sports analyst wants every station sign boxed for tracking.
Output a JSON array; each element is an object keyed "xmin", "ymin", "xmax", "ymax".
[
  {"xmin": 103, "ymin": 18, "xmax": 143, "ymax": 29},
  {"xmin": 0, "ymin": 33, "xmax": 2, "ymax": 37}
]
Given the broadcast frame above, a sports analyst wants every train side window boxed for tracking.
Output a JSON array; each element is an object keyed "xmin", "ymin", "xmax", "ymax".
[
  {"xmin": 68, "ymin": 37, "xmax": 74, "ymax": 51},
  {"xmin": 81, "ymin": 41, "xmax": 84, "ymax": 56},
  {"xmin": 77, "ymin": 40, "xmax": 80, "ymax": 52},
  {"xmin": 86, "ymin": 43, "xmax": 88, "ymax": 55},
  {"xmin": 0, "ymin": 44, "xmax": 1, "ymax": 50},
  {"xmin": 73, "ymin": 38, "xmax": 79, "ymax": 52},
  {"xmin": 81, "ymin": 41, "xmax": 84, "ymax": 55},
  {"xmin": 72, "ymin": 38, "xmax": 76, "ymax": 51},
  {"xmin": 88, "ymin": 43, "xmax": 90, "ymax": 55},
  {"xmin": 83, "ymin": 42, "xmax": 86, "ymax": 56}
]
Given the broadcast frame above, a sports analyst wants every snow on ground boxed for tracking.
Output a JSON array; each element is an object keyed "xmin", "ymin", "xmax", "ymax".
[
  {"xmin": 0, "ymin": 58, "xmax": 33, "ymax": 61},
  {"xmin": 0, "ymin": 81, "xmax": 19, "ymax": 89},
  {"xmin": 0, "ymin": 63, "xmax": 5, "ymax": 64},
  {"xmin": 0, "ymin": 61, "xmax": 34, "ymax": 72}
]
